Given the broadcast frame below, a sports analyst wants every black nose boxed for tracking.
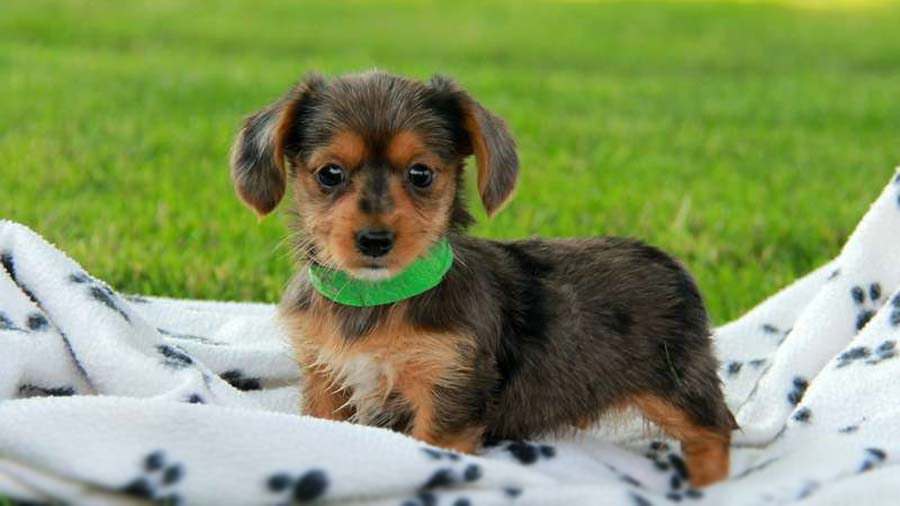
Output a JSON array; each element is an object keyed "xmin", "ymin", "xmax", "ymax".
[{"xmin": 355, "ymin": 229, "xmax": 394, "ymax": 258}]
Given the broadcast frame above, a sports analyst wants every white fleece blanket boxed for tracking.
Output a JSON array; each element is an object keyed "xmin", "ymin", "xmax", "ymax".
[{"xmin": 1, "ymin": 170, "xmax": 899, "ymax": 506}]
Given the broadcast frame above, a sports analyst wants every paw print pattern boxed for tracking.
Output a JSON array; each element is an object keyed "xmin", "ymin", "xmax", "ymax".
[
  {"xmin": 725, "ymin": 361, "xmax": 742, "ymax": 377},
  {"xmin": 792, "ymin": 407, "xmax": 812, "ymax": 423},
  {"xmin": 157, "ymin": 344, "xmax": 194, "ymax": 369},
  {"xmin": 120, "ymin": 451, "xmax": 184, "ymax": 505},
  {"xmin": 795, "ymin": 480, "xmax": 820, "ymax": 500},
  {"xmin": 723, "ymin": 357, "xmax": 768, "ymax": 377},
  {"xmin": 26, "ymin": 312, "xmax": 49, "ymax": 331},
  {"xmin": 749, "ymin": 358, "xmax": 767, "ymax": 369},
  {"xmin": 850, "ymin": 283, "xmax": 882, "ymax": 331},
  {"xmin": 402, "ymin": 456, "xmax": 483, "ymax": 506},
  {"xmin": 835, "ymin": 340, "xmax": 895, "ymax": 368},
  {"xmin": 787, "ymin": 376, "xmax": 808, "ymax": 406},
  {"xmin": 505, "ymin": 441, "xmax": 556, "ymax": 465},
  {"xmin": 504, "ymin": 486, "xmax": 523, "ymax": 498},
  {"xmin": 761, "ymin": 324, "xmax": 792, "ymax": 344},
  {"xmin": 891, "ymin": 294, "xmax": 900, "ymax": 326},
  {"xmin": 859, "ymin": 448, "xmax": 887, "ymax": 473},
  {"xmin": 644, "ymin": 440, "xmax": 674, "ymax": 471},
  {"xmin": 185, "ymin": 393, "xmax": 205, "ymax": 404},
  {"xmin": 868, "ymin": 340, "xmax": 897, "ymax": 364},
  {"xmin": 0, "ymin": 311, "xmax": 25, "ymax": 332},
  {"xmin": 1, "ymin": 311, "xmax": 50, "ymax": 333},
  {"xmin": 643, "ymin": 441, "xmax": 704, "ymax": 502},
  {"xmin": 70, "ymin": 271, "xmax": 131, "ymax": 323},
  {"xmin": 219, "ymin": 370, "xmax": 262, "ymax": 391},
  {"xmin": 630, "ymin": 493, "xmax": 654, "ymax": 506},
  {"xmin": 266, "ymin": 469, "xmax": 329, "ymax": 504}
]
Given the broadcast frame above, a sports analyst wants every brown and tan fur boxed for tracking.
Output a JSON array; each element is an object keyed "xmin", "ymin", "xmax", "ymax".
[{"xmin": 231, "ymin": 70, "xmax": 736, "ymax": 487}]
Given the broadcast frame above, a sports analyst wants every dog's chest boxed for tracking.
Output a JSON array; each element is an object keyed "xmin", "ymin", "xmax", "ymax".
[
  {"xmin": 297, "ymin": 308, "xmax": 464, "ymax": 426},
  {"xmin": 314, "ymin": 346, "xmax": 398, "ymax": 424}
]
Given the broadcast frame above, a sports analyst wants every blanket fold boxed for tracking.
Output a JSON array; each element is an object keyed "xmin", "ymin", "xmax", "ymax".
[{"xmin": 1, "ymin": 170, "xmax": 899, "ymax": 505}]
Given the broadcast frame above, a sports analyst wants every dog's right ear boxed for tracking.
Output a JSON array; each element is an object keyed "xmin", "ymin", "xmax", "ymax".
[{"xmin": 230, "ymin": 74, "xmax": 325, "ymax": 216}]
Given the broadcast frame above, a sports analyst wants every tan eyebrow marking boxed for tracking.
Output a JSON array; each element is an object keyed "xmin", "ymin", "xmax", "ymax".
[
  {"xmin": 307, "ymin": 130, "xmax": 368, "ymax": 171},
  {"xmin": 387, "ymin": 130, "xmax": 443, "ymax": 169}
]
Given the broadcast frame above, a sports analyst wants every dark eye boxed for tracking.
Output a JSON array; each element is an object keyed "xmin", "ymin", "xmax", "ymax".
[
  {"xmin": 316, "ymin": 164, "xmax": 345, "ymax": 188},
  {"xmin": 407, "ymin": 164, "xmax": 434, "ymax": 189}
]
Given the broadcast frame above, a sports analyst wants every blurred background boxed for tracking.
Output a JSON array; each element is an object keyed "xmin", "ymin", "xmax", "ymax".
[{"xmin": 2, "ymin": 0, "xmax": 898, "ymax": 323}]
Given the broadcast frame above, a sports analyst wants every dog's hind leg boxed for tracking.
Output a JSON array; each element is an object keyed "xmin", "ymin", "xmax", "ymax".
[{"xmin": 631, "ymin": 394, "xmax": 733, "ymax": 487}]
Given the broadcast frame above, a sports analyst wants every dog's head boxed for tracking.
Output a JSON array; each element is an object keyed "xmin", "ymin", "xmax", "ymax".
[{"xmin": 230, "ymin": 71, "xmax": 518, "ymax": 279}]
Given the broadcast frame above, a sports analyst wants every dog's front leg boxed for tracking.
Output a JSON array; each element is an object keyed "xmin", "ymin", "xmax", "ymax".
[
  {"xmin": 403, "ymin": 379, "xmax": 485, "ymax": 454},
  {"xmin": 301, "ymin": 362, "xmax": 354, "ymax": 422}
]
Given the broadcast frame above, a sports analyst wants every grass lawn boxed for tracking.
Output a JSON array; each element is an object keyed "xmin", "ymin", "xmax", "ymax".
[{"xmin": 2, "ymin": 0, "xmax": 899, "ymax": 323}]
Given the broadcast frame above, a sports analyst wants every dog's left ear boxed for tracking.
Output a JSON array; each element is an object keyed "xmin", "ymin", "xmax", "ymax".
[{"xmin": 430, "ymin": 75, "xmax": 519, "ymax": 217}]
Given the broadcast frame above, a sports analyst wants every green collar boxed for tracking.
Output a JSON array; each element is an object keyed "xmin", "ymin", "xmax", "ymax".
[{"xmin": 307, "ymin": 238, "xmax": 453, "ymax": 307}]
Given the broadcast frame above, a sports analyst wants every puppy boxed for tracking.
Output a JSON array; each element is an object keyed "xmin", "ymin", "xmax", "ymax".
[{"xmin": 231, "ymin": 71, "xmax": 736, "ymax": 487}]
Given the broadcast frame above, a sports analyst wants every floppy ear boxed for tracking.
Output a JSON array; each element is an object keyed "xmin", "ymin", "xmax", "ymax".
[
  {"xmin": 230, "ymin": 74, "xmax": 324, "ymax": 216},
  {"xmin": 430, "ymin": 75, "xmax": 519, "ymax": 217}
]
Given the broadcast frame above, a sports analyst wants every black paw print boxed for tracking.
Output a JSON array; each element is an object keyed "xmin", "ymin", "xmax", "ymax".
[
  {"xmin": 505, "ymin": 441, "xmax": 556, "ymax": 465},
  {"xmin": 749, "ymin": 358, "xmax": 767, "ymax": 369},
  {"xmin": 725, "ymin": 361, "xmax": 742, "ymax": 377},
  {"xmin": 761, "ymin": 324, "xmax": 792, "ymax": 344},
  {"xmin": 0, "ymin": 311, "xmax": 25, "ymax": 332},
  {"xmin": 219, "ymin": 369, "xmax": 262, "ymax": 391},
  {"xmin": 27, "ymin": 312, "xmax": 49, "ymax": 331},
  {"xmin": 643, "ymin": 441, "xmax": 704, "ymax": 501},
  {"xmin": 644, "ymin": 440, "xmax": 673, "ymax": 470},
  {"xmin": 1, "ymin": 311, "xmax": 51, "ymax": 333},
  {"xmin": 787, "ymin": 376, "xmax": 808, "ymax": 406},
  {"xmin": 120, "ymin": 451, "xmax": 184, "ymax": 505},
  {"xmin": 866, "ymin": 340, "xmax": 896, "ymax": 365},
  {"xmin": 724, "ymin": 357, "xmax": 768, "ymax": 377},
  {"xmin": 70, "ymin": 271, "xmax": 131, "ymax": 323},
  {"xmin": 859, "ymin": 448, "xmax": 887, "ymax": 473},
  {"xmin": 157, "ymin": 344, "xmax": 194, "ymax": 369},
  {"xmin": 890, "ymin": 294, "xmax": 900, "ymax": 327},
  {"xmin": 267, "ymin": 469, "xmax": 328, "ymax": 504},
  {"xmin": 792, "ymin": 407, "xmax": 812, "ymax": 423},
  {"xmin": 851, "ymin": 283, "xmax": 883, "ymax": 331},
  {"xmin": 835, "ymin": 340, "xmax": 895, "ymax": 368},
  {"xmin": 401, "ymin": 460, "xmax": 483, "ymax": 506},
  {"xmin": 630, "ymin": 493, "xmax": 654, "ymax": 506},
  {"xmin": 795, "ymin": 480, "xmax": 820, "ymax": 500},
  {"xmin": 185, "ymin": 393, "xmax": 205, "ymax": 404},
  {"xmin": 836, "ymin": 346, "xmax": 870, "ymax": 367}
]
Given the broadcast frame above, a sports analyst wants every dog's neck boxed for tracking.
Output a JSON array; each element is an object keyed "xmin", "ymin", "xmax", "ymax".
[{"xmin": 307, "ymin": 238, "xmax": 454, "ymax": 307}]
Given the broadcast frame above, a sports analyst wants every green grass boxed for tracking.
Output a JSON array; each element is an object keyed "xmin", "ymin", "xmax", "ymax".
[{"xmin": 2, "ymin": 0, "xmax": 899, "ymax": 323}]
